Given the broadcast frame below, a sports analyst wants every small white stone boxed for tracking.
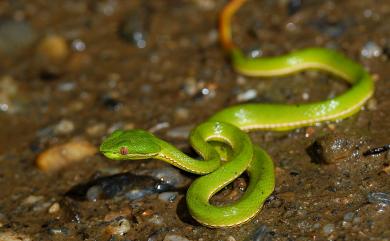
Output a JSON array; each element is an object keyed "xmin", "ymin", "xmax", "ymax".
[
  {"xmin": 366, "ymin": 98, "xmax": 377, "ymax": 111},
  {"xmin": 237, "ymin": 89, "xmax": 257, "ymax": 102},
  {"xmin": 57, "ymin": 82, "xmax": 76, "ymax": 92},
  {"xmin": 226, "ymin": 236, "xmax": 236, "ymax": 241},
  {"xmin": 322, "ymin": 223, "xmax": 335, "ymax": 235},
  {"xmin": 163, "ymin": 234, "xmax": 190, "ymax": 241},
  {"xmin": 149, "ymin": 122, "xmax": 170, "ymax": 133},
  {"xmin": 193, "ymin": 0, "xmax": 215, "ymax": 10},
  {"xmin": 148, "ymin": 214, "xmax": 164, "ymax": 225},
  {"xmin": 249, "ymin": 48, "xmax": 262, "ymax": 58},
  {"xmin": 54, "ymin": 119, "xmax": 75, "ymax": 134},
  {"xmin": 105, "ymin": 218, "xmax": 131, "ymax": 235},
  {"xmin": 71, "ymin": 39, "xmax": 86, "ymax": 52},
  {"xmin": 21, "ymin": 195, "xmax": 44, "ymax": 205},
  {"xmin": 361, "ymin": 41, "xmax": 382, "ymax": 58},
  {"xmin": 158, "ymin": 192, "xmax": 178, "ymax": 203},
  {"xmin": 302, "ymin": 92, "xmax": 310, "ymax": 100}
]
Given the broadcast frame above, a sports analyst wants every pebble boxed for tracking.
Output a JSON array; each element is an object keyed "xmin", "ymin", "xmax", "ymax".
[
  {"xmin": 174, "ymin": 107, "xmax": 190, "ymax": 121},
  {"xmin": 182, "ymin": 78, "xmax": 199, "ymax": 96},
  {"xmin": 247, "ymin": 47, "xmax": 263, "ymax": 58},
  {"xmin": 71, "ymin": 39, "xmax": 86, "ymax": 52},
  {"xmin": 67, "ymin": 172, "xmax": 177, "ymax": 201},
  {"xmin": 141, "ymin": 209, "xmax": 154, "ymax": 217},
  {"xmin": 226, "ymin": 236, "xmax": 236, "ymax": 241},
  {"xmin": 307, "ymin": 133, "xmax": 357, "ymax": 164},
  {"xmin": 0, "ymin": 231, "xmax": 32, "ymax": 241},
  {"xmin": 125, "ymin": 188, "xmax": 155, "ymax": 201},
  {"xmin": 361, "ymin": 41, "xmax": 382, "ymax": 58},
  {"xmin": 166, "ymin": 125, "xmax": 192, "ymax": 139},
  {"xmin": 48, "ymin": 202, "xmax": 60, "ymax": 214},
  {"xmin": 94, "ymin": 0, "xmax": 118, "ymax": 16},
  {"xmin": 0, "ymin": 75, "xmax": 19, "ymax": 113},
  {"xmin": 21, "ymin": 195, "xmax": 45, "ymax": 205},
  {"xmin": 86, "ymin": 123, "xmax": 107, "ymax": 137},
  {"xmin": 285, "ymin": 22, "xmax": 297, "ymax": 32},
  {"xmin": 366, "ymin": 98, "xmax": 377, "ymax": 111},
  {"xmin": 367, "ymin": 192, "xmax": 390, "ymax": 206},
  {"xmin": 0, "ymin": 20, "xmax": 37, "ymax": 55},
  {"xmin": 118, "ymin": 6, "xmax": 148, "ymax": 48},
  {"xmin": 236, "ymin": 89, "xmax": 258, "ymax": 102},
  {"xmin": 36, "ymin": 139, "xmax": 97, "ymax": 172},
  {"xmin": 67, "ymin": 99, "xmax": 85, "ymax": 112},
  {"xmin": 322, "ymin": 223, "xmax": 335, "ymax": 235},
  {"xmin": 32, "ymin": 201, "xmax": 52, "ymax": 212},
  {"xmin": 198, "ymin": 87, "xmax": 216, "ymax": 99},
  {"xmin": 48, "ymin": 227, "xmax": 69, "ymax": 235},
  {"xmin": 36, "ymin": 35, "xmax": 69, "ymax": 79},
  {"xmin": 148, "ymin": 214, "xmax": 164, "ymax": 225},
  {"xmin": 37, "ymin": 35, "xmax": 69, "ymax": 63},
  {"xmin": 207, "ymin": 30, "xmax": 218, "ymax": 44},
  {"xmin": 163, "ymin": 234, "xmax": 190, "ymax": 241},
  {"xmin": 54, "ymin": 119, "xmax": 75, "ymax": 135},
  {"xmin": 352, "ymin": 216, "xmax": 361, "ymax": 224},
  {"xmin": 181, "ymin": 77, "xmax": 204, "ymax": 97},
  {"xmin": 341, "ymin": 211, "xmax": 354, "ymax": 228},
  {"xmin": 107, "ymin": 122, "xmax": 134, "ymax": 134},
  {"xmin": 141, "ymin": 84, "xmax": 153, "ymax": 94},
  {"xmin": 343, "ymin": 212, "xmax": 355, "ymax": 222},
  {"xmin": 247, "ymin": 225, "xmax": 273, "ymax": 241},
  {"xmin": 312, "ymin": 223, "xmax": 321, "ymax": 229},
  {"xmin": 149, "ymin": 122, "xmax": 170, "ymax": 133},
  {"xmin": 140, "ymin": 167, "xmax": 190, "ymax": 188},
  {"xmin": 193, "ymin": 0, "xmax": 216, "ymax": 10},
  {"xmin": 382, "ymin": 165, "xmax": 390, "ymax": 175},
  {"xmin": 363, "ymin": 9, "xmax": 374, "ymax": 18},
  {"xmin": 57, "ymin": 82, "xmax": 76, "ymax": 92},
  {"xmin": 105, "ymin": 217, "xmax": 131, "ymax": 235},
  {"xmin": 158, "ymin": 192, "xmax": 178, "ymax": 203},
  {"xmin": 86, "ymin": 185, "xmax": 103, "ymax": 201}
]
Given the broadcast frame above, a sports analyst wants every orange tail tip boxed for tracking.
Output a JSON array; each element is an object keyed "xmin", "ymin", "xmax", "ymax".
[{"xmin": 219, "ymin": 0, "xmax": 247, "ymax": 51}]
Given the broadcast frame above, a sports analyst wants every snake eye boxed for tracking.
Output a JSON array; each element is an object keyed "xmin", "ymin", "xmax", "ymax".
[{"xmin": 119, "ymin": 146, "xmax": 129, "ymax": 155}]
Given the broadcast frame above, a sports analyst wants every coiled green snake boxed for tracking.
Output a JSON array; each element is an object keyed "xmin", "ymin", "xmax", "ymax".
[{"xmin": 100, "ymin": 0, "xmax": 374, "ymax": 227}]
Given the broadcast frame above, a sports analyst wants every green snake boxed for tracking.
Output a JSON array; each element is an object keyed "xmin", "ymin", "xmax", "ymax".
[{"xmin": 100, "ymin": 0, "xmax": 374, "ymax": 227}]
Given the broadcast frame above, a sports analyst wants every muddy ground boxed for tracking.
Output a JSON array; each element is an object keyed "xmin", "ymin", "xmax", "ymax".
[{"xmin": 0, "ymin": 0, "xmax": 390, "ymax": 240}]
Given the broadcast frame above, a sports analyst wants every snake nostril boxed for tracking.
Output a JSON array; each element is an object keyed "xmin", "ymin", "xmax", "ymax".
[{"xmin": 119, "ymin": 146, "xmax": 129, "ymax": 155}]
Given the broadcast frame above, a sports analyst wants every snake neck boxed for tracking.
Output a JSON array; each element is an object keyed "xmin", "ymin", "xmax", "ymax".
[{"xmin": 154, "ymin": 139, "xmax": 221, "ymax": 175}]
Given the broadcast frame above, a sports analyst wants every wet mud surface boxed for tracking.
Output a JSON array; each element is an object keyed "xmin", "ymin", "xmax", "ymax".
[{"xmin": 0, "ymin": 0, "xmax": 390, "ymax": 240}]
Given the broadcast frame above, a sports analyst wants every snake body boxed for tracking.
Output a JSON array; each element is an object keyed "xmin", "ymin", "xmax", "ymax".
[{"xmin": 100, "ymin": 0, "xmax": 374, "ymax": 227}]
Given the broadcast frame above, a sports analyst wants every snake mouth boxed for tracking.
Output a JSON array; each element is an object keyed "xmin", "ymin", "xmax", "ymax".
[
  {"xmin": 100, "ymin": 150, "xmax": 158, "ymax": 160},
  {"xmin": 100, "ymin": 150, "xmax": 119, "ymax": 160}
]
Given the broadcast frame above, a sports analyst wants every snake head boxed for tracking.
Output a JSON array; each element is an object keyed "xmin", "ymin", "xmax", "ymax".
[{"xmin": 100, "ymin": 129, "xmax": 161, "ymax": 160}]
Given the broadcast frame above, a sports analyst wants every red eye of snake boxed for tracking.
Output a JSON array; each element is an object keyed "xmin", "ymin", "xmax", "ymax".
[{"xmin": 119, "ymin": 147, "xmax": 129, "ymax": 155}]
